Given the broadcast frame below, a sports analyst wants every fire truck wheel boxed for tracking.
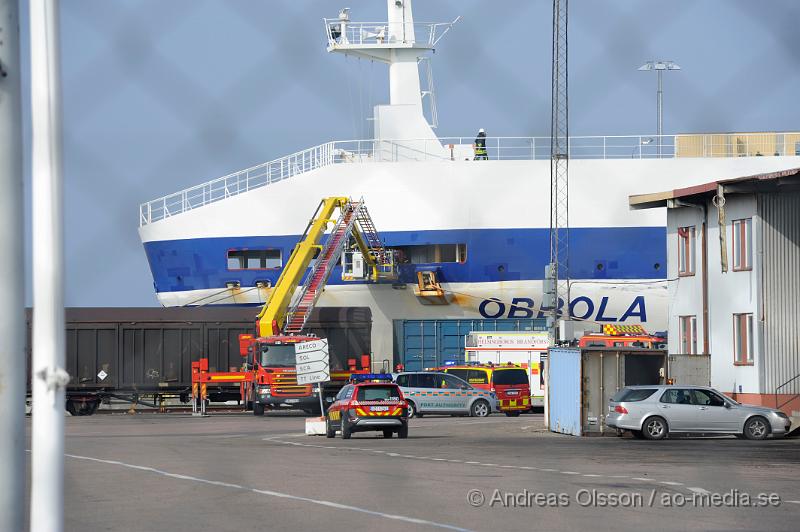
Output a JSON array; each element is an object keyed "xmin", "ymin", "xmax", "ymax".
[
  {"xmin": 383, "ymin": 429, "xmax": 393, "ymax": 438},
  {"xmin": 341, "ymin": 418, "xmax": 352, "ymax": 439},
  {"xmin": 325, "ymin": 418, "xmax": 336, "ymax": 438},
  {"xmin": 253, "ymin": 403, "xmax": 265, "ymax": 416},
  {"xmin": 398, "ymin": 424, "xmax": 408, "ymax": 439},
  {"xmin": 471, "ymin": 400, "xmax": 490, "ymax": 418},
  {"xmin": 504, "ymin": 411, "xmax": 521, "ymax": 417}
]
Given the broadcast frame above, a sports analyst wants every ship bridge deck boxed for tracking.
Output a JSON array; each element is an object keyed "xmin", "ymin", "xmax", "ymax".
[{"xmin": 139, "ymin": 132, "xmax": 800, "ymax": 226}]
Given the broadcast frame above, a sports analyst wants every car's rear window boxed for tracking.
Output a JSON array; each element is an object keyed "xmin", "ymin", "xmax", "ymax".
[
  {"xmin": 357, "ymin": 385, "xmax": 401, "ymax": 401},
  {"xmin": 465, "ymin": 369, "xmax": 489, "ymax": 385},
  {"xmin": 611, "ymin": 388, "xmax": 658, "ymax": 402},
  {"xmin": 492, "ymin": 368, "xmax": 529, "ymax": 385},
  {"xmin": 445, "ymin": 368, "xmax": 470, "ymax": 382}
]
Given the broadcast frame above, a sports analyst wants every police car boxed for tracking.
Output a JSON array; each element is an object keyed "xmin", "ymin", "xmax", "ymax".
[{"xmin": 326, "ymin": 375, "xmax": 409, "ymax": 439}]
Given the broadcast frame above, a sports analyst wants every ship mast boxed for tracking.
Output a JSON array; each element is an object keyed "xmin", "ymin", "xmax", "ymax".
[{"xmin": 324, "ymin": 1, "xmax": 458, "ymax": 143}]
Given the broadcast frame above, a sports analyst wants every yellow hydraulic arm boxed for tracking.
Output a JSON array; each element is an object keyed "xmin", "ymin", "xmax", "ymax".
[{"xmin": 255, "ymin": 197, "xmax": 379, "ymax": 337}]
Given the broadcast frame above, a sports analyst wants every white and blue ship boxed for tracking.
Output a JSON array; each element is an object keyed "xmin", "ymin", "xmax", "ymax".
[{"xmin": 137, "ymin": 0, "xmax": 800, "ymax": 365}]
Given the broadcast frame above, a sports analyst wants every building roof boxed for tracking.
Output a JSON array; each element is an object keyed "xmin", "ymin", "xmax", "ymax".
[{"xmin": 629, "ymin": 167, "xmax": 800, "ymax": 210}]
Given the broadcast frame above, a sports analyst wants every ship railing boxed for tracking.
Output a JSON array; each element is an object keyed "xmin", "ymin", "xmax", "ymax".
[
  {"xmin": 369, "ymin": 133, "xmax": 800, "ymax": 161},
  {"xmin": 434, "ymin": 135, "xmax": 679, "ymax": 160},
  {"xmin": 139, "ymin": 142, "xmax": 338, "ymax": 226},
  {"xmin": 328, "ymin": 136, "xmax": 679, "ymax": 161},
  {"xmin": 324, "ymin": 20, "xmax": 458, "ymax": 49},
  {"xmin": 139, "ymin": 132, "xmax": 800, "ymax": 225}
]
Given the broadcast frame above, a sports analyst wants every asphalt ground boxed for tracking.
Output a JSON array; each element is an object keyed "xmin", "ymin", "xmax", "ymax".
[{"xmin": 24, "ymin": 412, "xmax": 800, "ymax": 532}]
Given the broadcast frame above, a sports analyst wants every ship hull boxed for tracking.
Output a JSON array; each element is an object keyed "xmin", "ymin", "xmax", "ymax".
[
  {"xmin": 139, "ymin": 155, "xmax": 800, "ymax": 365},
  {"xmin": 154, "ymin": 279, "xmax": 666, "ymax": 360}
]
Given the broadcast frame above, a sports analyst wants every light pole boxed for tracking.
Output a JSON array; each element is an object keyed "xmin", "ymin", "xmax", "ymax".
[{"xmin": 638, "ymin": 60, "xmax": 680, "ymax": 156}]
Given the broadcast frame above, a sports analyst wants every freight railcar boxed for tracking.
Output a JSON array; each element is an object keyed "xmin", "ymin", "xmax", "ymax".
[{"xmin": 25, "ymin": 307, "xmax": 371, "ymax": 415}]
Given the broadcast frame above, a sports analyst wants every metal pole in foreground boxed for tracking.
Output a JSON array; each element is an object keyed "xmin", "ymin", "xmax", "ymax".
[
  {"xmin": 30, "ymin": 1, "xmax": 69, "ymax": 531},
  {"xmin": 549, "ymin": 0, "xmax": 570, "ymax": 344},
  {"xmin": 0, "ymin": 1, "xmax": 25, "ymax": 531}
]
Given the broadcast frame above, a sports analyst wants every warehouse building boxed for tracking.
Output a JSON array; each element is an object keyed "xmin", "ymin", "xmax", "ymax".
[{"xmin": 629, "ymin": 167, "xmax": 800, "ymax": 414}]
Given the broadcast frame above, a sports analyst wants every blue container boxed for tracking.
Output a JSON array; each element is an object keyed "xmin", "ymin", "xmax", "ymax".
[
  {"xmin": 548, "ymin": 347, "xmax": 582, "ymax": 436},
  {"xmin": 396, "ymin": 318, "xmax": 547, "ymax": 372}
]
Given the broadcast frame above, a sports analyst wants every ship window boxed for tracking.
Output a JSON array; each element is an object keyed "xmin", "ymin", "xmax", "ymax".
[
  {"xmin": 227, "ymin": 249, "xmax": 282, "ymax": 270},
  {"xmin": 394, "ymin": 244, "xmax": 467, "ymax": 264}
]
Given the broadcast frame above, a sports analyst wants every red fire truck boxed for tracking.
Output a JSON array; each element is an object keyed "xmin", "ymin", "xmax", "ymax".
[
  {"xmin": 578, "ymin": 324, "xmax": 666, "ymax": 349},
  {"xmin": 192, "ymin": 197, "xmax": 397, "ymax": 415}
]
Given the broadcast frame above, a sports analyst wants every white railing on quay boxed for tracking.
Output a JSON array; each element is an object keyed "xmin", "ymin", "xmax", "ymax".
[{"xmin": 139, "ymin": 132, "xmax": 800, "ymax": 226}]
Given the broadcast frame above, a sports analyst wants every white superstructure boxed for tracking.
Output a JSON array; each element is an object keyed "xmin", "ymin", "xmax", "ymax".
[{"xmin": 137, "ymin": 1, "xmax": 800, "ymax": 368}]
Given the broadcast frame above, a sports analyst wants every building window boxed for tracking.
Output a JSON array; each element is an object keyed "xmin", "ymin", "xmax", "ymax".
[
  {"xmin": 394, "ymin": 244, "xmax": 467, "ymax": 264},
  {"xmin": 679, "ymin": 315, "xmax": 697, "ymax": 354},
  {"xmin": 733, "ymin": 313, "xmax": 754, "ymax": 365},
  {"xmin": 227, "ymin": 249, "xmax": 282, "ymax": 270},
  {"xmin": 677, "ymin": 226, "xmax": 696, "ymax": 276},
  {"xmin": 732, "ymin": 218, "xmax": 752, "ymax": 271}
]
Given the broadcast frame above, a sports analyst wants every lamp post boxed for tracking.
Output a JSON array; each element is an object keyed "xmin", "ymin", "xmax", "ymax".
[{"xmin": 638, "ymin": 60, "xmax": 680, "ymax": 156}]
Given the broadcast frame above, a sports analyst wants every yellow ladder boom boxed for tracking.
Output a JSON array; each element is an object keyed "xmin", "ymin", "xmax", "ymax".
[{"xmin": 255, "ymin": 197, "xmax": 385, "ymax": 337}]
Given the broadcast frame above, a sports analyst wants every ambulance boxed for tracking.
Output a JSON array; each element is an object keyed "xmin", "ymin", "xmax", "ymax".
[{"xmin": 457, "ymin": 331, "xmax": 548, "ymax": 411}]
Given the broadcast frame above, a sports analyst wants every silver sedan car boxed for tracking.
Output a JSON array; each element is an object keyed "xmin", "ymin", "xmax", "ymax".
[{"xmin": 606, "ymin": 385, "xmax": 791, "ymax": 440}]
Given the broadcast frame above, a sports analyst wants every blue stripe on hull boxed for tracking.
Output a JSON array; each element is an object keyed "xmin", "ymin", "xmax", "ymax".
[{"xmin": 143, "ymin": 227, "xmax": 666, "ymax": 293}]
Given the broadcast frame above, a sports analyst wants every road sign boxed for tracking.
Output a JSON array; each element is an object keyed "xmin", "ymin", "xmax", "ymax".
[
  {"xmin": 296, "ymin": 360, "xmax": 329, "ymax": 375},
  {"xmin": 296, "ymin": 340, "xmax": 329, "ymax": 364},
  {"xmin": 295, "ymin": 339, "xmax": 330, "ymax": 385}
]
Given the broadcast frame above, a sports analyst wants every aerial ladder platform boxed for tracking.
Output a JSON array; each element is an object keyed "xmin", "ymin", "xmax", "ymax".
[
  {"xmin": 192, "ymin": 197, "xmax": 397, "ymax": 416},
  {"xmin": 257, "ymin": 196, "xmax": 396, "ymax": 336}
]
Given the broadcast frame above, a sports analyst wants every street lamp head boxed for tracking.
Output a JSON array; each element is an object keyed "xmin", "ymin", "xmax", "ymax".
[{"xmin": 639, "ymin": 60, "xmax": 681, "ymax": 71}]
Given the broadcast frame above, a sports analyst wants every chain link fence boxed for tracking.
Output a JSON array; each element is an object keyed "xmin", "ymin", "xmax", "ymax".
[{"xmin": 19, "ymin": 0, "xmax": 799, "ymax": 306}]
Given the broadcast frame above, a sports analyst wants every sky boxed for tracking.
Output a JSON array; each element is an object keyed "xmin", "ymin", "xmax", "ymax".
[{"xmin": 18, "ymin": 0, "xmax": 800, "ymax": 307}]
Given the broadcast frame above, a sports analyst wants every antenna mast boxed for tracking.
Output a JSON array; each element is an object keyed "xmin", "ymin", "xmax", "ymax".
[{"xmin": 547, "ymin": 0, "xmax": 569, "ymax": 341}]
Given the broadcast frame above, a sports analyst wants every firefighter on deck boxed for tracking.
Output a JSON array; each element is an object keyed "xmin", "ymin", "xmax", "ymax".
[{"xmin": 474, "ymin": 128, "xmax": 488, "ymax": 160}]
